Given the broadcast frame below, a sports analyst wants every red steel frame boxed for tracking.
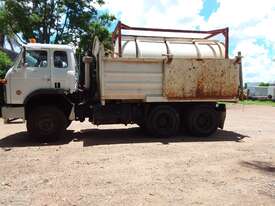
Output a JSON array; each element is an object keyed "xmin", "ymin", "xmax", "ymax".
[{"xmin": 112, "ymin": 21, "xmax": 229, "ymax": 58}]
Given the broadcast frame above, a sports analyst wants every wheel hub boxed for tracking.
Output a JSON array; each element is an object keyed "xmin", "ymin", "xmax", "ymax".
[
  {"xmin": 38, "ymin": 117, "xmax": 54, "ymax": 133},
  {"xmin": 197, "ymin": 113, "xmax": 212, "ymax": 129},
  {"xmin": 157, "ymin": 114, "xmax": 170, "ymax": 128}
]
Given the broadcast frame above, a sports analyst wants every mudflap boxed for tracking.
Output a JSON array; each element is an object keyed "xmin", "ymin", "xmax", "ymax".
[{"xmin": 216, "ymin": 104, "xmax": 226, "ymax": 129}]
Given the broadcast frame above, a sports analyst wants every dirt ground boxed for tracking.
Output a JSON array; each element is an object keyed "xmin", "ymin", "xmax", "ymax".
[{"xmin": 0, "ymin": 104, "xmax": 274, "ymax": 206}]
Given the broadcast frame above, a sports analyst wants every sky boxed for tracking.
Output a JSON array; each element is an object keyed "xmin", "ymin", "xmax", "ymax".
[{"xmin": 99, "ymin": 0, "xmax": 275, "ymax": 83}]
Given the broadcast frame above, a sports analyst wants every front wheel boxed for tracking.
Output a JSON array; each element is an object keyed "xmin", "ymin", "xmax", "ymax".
[{"xmin": 27, "ymin": 106, "xmax": 66, "ymax": 142}]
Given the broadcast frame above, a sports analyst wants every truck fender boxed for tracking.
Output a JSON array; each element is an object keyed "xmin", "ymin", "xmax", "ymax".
[{"xmin": 23, "ymin": 89, "xmax": 74, "ymax": 120}]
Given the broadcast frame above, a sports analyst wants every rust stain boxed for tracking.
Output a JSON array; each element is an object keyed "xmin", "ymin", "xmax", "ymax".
[
  {"xmin": 196, "ymin": 77, "xmax": 205, "ymax": 98},
  {"xmin": 164, "ymin": 58, "xmax": 239, "ymax": 100},
  {"xmin": 0, "ymin": 79, "xmax": 7, "ymax": 84},
  {"xmin": 166, "ymin": 95, "xmax": 237, "ymax": 101},
  {"xmin": 16, "ymin": 90, "xmax": 22, "ymax": 95},
  {"xmin": 104, "ymin": 58, "xmax": 163, "ymax": 64}
]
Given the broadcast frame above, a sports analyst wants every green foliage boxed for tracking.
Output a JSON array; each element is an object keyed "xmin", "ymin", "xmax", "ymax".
[
  {"xmin": 0, "ymin": 0, "xmax": 115, "ymax": 51},
  {"xmin": 240, "ymin": 100, "xmax": 275, "ymax": 107},
  {"xmin": 79, "ymin": 13, "xmax": 115, "ymax": 53},
  {"xmin": 258, "ymin": 82, "xmax": 270, "ymax": 87},
  {"xmin": 0, "ymin": 50, "xmax": 12, "ymax": 78}
]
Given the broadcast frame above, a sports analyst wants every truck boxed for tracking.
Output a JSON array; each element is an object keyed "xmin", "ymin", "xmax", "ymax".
[{"xmin": 0, "ymin": 22, "xmax": 242, "ymax": 142}]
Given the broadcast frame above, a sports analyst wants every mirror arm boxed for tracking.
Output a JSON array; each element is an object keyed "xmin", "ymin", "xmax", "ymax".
[{"xmin": 23, "ymin": 46, "xmax": 26, "ymax": 64}]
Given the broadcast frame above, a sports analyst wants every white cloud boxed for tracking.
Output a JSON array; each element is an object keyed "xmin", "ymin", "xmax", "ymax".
[
  {"xmin": 205, "ymin": 0, "xmax": 275, "ymax": 42},
  {"xmin": 207, "ymin": 0, "xmax": 275, "ymax": 28},
  {"xmin": 205, "ymin": 0, "xmax": 275, "ymax": 82},
  {"xmin": 102, "ymin": 0, "xmax": 275, "ymax": 82},
  {"xmin": 233, "ymin": 39, "xmax": 275, "ymax": 82},
  {"xmin": 103, "ymin": 0, "xmax": 204, "ymax": 29},
  {"xmin": 102, "ymin": 0, "xmax": 144, "ymax": 26}
]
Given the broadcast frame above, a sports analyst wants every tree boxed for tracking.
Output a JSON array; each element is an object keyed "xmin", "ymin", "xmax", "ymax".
[
  {"xmin": 79, "ymin": 13, "xmax": 115, "ymax": 52},
  {"xmin": 0, "ymin": 0, "xmax": 115, "ymax": 50},
  {"xmin": 0, "ymin": 50, "xmax": 12, "ymax": 78},
  {"xmin": 0, "ymin": 33, "xmax": 4, "ymax": 47}
]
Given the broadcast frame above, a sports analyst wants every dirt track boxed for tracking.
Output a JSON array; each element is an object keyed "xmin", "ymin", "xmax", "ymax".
[{"xmin": 0, "ymin": 104, "xmax": 275, "ymax": 206}]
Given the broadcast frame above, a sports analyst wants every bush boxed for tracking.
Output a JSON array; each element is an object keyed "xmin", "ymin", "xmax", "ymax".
[
  {"xmin": 0, "ymin": 51, "xmax": 12, "ymax": 79},
  {"xmin": 259, "ymin": 82, "xmax": 270, "ymax": 87}
]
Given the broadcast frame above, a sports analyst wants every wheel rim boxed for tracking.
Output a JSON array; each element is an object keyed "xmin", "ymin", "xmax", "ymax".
[
  {"xmin": 151, "ymin": 109, "xmax": 179, "ymax": 136},
  {"xmin": 196, "ymin": 112, "xmax": 213, "ymax": 131},
  {"xmin": 156, "ymin": 113, "xmax": 171, "ymax": 129},
  {"xmin": 37, "ymin": 115, "xmax": 55, "ymax": 134}
]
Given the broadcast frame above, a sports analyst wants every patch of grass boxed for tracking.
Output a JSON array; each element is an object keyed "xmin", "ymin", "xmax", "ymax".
[{"xmin": 239, "ymin": 99, "xmax": 275, "ymax": 106}]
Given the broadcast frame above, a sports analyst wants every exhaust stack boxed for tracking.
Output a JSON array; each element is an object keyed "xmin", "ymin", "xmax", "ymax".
[{"xmin": 82, "ymin": 56, "xmax": 93, "ymax": 89}]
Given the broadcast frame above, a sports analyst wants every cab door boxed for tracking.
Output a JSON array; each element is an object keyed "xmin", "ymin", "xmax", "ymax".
[
  {"xmin": 50, "ymin": 49, "xmax": 75, "ymax": 91},
  {"xmin": 10, "ymin": 49, "xmax": 51, "ymax": 104}
]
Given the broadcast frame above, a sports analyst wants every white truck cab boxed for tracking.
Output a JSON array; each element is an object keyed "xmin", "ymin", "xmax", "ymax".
[
  {"xmin": 2, "ymin": 43, "xmax": 78, "ymax": 122},
  {"xmin": 6, "ymin": 43, "xmax": 78, "ymax": 104}
]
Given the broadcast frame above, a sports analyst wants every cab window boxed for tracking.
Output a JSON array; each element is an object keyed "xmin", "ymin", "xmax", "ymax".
[
  {"xmin": 26, "ymin": 50, "xmax": 48, "ymax": 68},
  {"xmin": 54, "ymin": 51, "xmax": 68, "ymax": 68}
]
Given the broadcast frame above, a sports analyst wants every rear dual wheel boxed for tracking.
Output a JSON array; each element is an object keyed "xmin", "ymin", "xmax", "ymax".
[
  {"xmin": 145, "ymin": 105, "xmax": 218, "ymax": 137},
  {"xmin": 186, "ymin": 106, "xmax": 218, "ymax": 136},
  {"xmin": 146, "ymin": 105, "xmax": 180, "ymax": 137}
]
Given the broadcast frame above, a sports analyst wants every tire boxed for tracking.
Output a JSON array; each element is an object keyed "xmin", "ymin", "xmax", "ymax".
[
  {"xmin": 186, "ymin": 105, "xmax": 218, "ymax": 137},
  {"xmin": 27, "ymin": 106, "xmax": 66, "ymax": 142},
  {"xmin": 146, "ymin": 105, "xmax": 180, "ymax": 137}
]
